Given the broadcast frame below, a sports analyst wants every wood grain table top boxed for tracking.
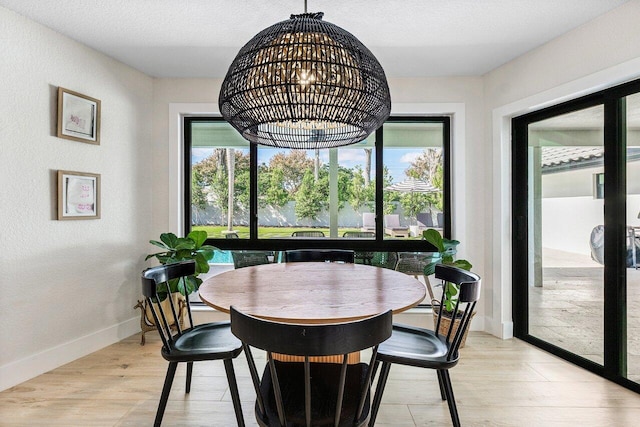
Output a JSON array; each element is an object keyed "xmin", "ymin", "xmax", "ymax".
[{"xmin": 199, "ymin": 262, "xmax": 426, "ymax": 324}]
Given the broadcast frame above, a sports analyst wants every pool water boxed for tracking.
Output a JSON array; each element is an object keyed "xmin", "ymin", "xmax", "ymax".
[{"xmin": 211, "ymin": 250, "xmax": 233, "ymax": 264}]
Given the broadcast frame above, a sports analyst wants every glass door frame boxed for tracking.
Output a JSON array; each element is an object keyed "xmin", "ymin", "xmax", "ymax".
[{"xmin": 512, "ymin": 78, "xmax": 640, "ymax": 393}]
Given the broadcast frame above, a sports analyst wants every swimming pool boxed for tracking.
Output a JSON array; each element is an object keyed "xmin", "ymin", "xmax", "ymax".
[{"xmin": 211, "ymin": 250, "xmax": 233, "ymax": 264}]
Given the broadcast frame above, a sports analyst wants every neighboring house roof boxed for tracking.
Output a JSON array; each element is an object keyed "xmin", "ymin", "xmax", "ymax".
[
  {"xmin": 541, "ymin": 147, "xmax": 603, "ymax": 170},
  {"xmin": 541, "ymin": 147, "xmax": 640, "ymax": 173}
]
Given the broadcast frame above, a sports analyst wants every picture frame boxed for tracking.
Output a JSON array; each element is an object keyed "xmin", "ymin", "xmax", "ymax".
[
  {"xmin": 56, "ymin": 87, "xmax": 101, "ymax": 144},
  {"xmin": 57, "ymin": 170, "xmax": 101, "ymax": 220}
]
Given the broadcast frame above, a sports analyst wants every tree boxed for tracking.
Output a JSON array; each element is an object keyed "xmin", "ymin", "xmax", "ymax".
[
  {"xmin": 404, "ymin": 148, "xmax": 444, "ymax": 211},
  {"xmin": 316, "ymin": 164, "xmax": 354, "ymax": 211},
  {"xmin": 269, "ymin": 150, "xmax": 314, "ymax": 195},
  {"xmin": 349, "ymin": 165, "xmax": 369, "ymax": 211},
  {"xmin": 191, "ymin": 168, "xmax": 209, "ymax": 225},
  {"xmin": 191, "ymin": 149, "xmax": 251, "ymax": 222},
  {"xmin": 260, "ymin": 166, "xmax": 289, "ymax": 207},
  {"xmin": 382, "ymin": 166, "xmax": 399, "ymax": 214},
  {"xmin": 295, "ymin": 170, "xmax": 323, "ymax": 222}
]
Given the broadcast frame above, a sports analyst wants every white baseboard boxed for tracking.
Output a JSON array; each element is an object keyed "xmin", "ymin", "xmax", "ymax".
[
  {"xmin": 0, "ymin": 317, "xmax": 140, "ymax": 391},
  {"xmin": 483, "ymin": 317, "xmax": 514, "ymax": 339}
]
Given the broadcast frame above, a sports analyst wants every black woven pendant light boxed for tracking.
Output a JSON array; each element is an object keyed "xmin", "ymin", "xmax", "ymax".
[{"xmin": 219, "ymin": 9, "xmax": 391, "ymax": 149}]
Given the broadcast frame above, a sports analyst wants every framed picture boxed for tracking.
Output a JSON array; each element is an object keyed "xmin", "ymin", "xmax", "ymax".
[
  {"xmin": 57, "ymin": 87, "xmax": 101, "ymax": 144},
  {"xmin": 57, "ymin": 170, "xmax": 101, "ymax": 220}
]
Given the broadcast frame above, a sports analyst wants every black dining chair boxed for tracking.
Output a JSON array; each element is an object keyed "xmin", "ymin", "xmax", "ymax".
[
  {"xmin": 285, "ymin": 249, "xmax": 355, "ymax": 263},
  {"xmin": 230, "ymin": 306, "xmax": 392, "ymax": 427},
  {"xmin": 369, "ymin": 264, "xmax": 481, "ymax": 427},
  {"xmin": 141, "ymin": 261, "xmax": 245, "ymax": 427}
]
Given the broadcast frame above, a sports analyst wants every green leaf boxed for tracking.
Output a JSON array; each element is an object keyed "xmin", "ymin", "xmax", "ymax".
[
  {"xmin": 423, "ymin": 260, "xmax": 439, "ymax": 276},
  {"xmin": 160, "ymin": 233, "xmax": 179, "ymax": 249},
  {"xmin": 156, "ymin": 255, "xmax": 173, "ymax": 264},
  {"xmin": 174, "ymin": 238, "xmax": 196, "ymax": 251},
  {"xmin": 197, "ymin": 247, "xmax": 215, "ymax": 261},
  {"xmin": 442, "ymin": 238, "xmax": 460, "ymax": 251},
  {"xmin": 145, "ymin": 252, "xmax": 166, "ymax": 261},
  {"xmin": 175, "ymin": 277, "xmax": 187, "ymax": 295},
  {"xmin": 187, "ymin": 230, "xmax": 207, "ymax": 248},
  {"xmin": 422, "ymin": 229, "xmax": 445, "ymax": 252},
  {"xmin": 194, "ymin": 252, "xmax": 210, "ymax": 274},
  {"xmin": 451, "ymin": 259, "xmax": 472, "ymax": 271},
  {"xmin": 149, "ymin": 240, "xmax": 170, "ymax": 250},
  {"xmin": 200, "ymin": 245, "xmax": 217, "ymax": 256},
  {"xmin": 186, "ymin": 275, "xmax": 201, "ymax": 293},
  {"xmin": 174, "ymin": 249, "xmax": 193, "ymax": 260}
]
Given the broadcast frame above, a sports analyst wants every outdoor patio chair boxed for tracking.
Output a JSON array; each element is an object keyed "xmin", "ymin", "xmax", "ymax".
[
  {"xmin": 141, "ymin": 261, "xmax": 245, "ymax": 427},
  {"xmin": 343, "ymin": 231, "xmax": 375, "ymax": 264},
  {"xmin": 414, "ymin": 212, "xmax": 434, "ymax": 235},
  {"xmin": 231, "ymin": 251, "xmax": 270, "ymax": 269},
  {"xmin": 436, "ymin": 212, "xmax": 445, "ymax": 229},
  {"xmin": 361, "ymin": 212, "xmax": 376, "ymax": 232},
  {"xmin": 343, "ymin": 231, "xmax": 375, "ymax": 239},
  {"xmin": 291, "ymin": 230, "xmax": 325, "ymax": 237},
  {"xmin": 589, "ymin": 225, "xmax": 640, "ymax": 268},
  {"xmin": 230, "ymin": 306, "xmax": 392, "ymax": 427},
  {"xmin": 285, "ymin": 249, "xmax": 355, "ymax": 263},
  {"xmin": 417, "ymin": 212, "xmax": 434, "ymax": 228},
  {"xmin": 369, "ymin": 264, "xmax": 481, "ymax": 427},
  {"xmin": 370, "ymin": 251, "xmax": 398, "ymax": 270},
  {"xmin": 384, "ymin": 214, "xmax": 409, "ymax": 238}
]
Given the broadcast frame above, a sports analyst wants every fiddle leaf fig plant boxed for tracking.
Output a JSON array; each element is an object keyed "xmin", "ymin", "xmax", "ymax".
[
  {"xmin": 146, "ymin": 230, "xmax": 216, "ymax": 300},
  {"xmin": 422, "ymin": 229, "xmax": 472, "ymax": 313}
]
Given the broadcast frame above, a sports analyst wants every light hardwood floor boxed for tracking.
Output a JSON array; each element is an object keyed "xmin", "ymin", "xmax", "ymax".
[{"xmin": 2, "ymin": 332, "xmax": 640, "ymax": 426}]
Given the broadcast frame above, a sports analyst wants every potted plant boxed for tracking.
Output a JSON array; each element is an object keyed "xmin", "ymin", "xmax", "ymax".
[
  {"xmin": 422, "ymin": 229, "xmax": 474, "ymax": 346},
  {"xmin": 136, "ymin": 230, "xmax": 216, "ymax": 344},
  {"xmin": 145, "ymin": 230, "xmax": 216, "ymax": 299}
]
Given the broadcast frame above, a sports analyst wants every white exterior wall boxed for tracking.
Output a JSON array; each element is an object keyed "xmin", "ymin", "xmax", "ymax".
[
  {"xmin": 0, "ymin": 7, "xmax": 154, "ymax": 390},
  {"xmin": 541, "ymin": 161, "xmax": 640, "ymax": 256}
]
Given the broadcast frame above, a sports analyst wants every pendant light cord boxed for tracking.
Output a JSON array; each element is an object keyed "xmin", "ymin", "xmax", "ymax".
[{"xmin": 304, "ymin": 0, "xmax": 307, "ymax": 13}]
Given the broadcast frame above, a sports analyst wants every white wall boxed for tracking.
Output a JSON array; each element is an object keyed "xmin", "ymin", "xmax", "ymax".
[
  {"xmin": 484, "ymin": 0, "xmax": 640, "ymax": 338},
  {"xmin": 0, "ymin": 7, "xmax": 154, "ymax": 390}
]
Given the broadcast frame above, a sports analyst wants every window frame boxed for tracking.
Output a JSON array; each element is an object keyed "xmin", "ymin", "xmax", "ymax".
[{"xmin": 183, "ymin": 116, "xmax": 451, "ymax": 252}]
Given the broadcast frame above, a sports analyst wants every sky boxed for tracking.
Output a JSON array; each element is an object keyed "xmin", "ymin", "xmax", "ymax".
[{"xmin": 192, "ymin": 147, "xmax": 425, "ymax": 184}]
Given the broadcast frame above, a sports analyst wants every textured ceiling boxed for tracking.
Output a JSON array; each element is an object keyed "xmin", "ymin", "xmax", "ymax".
[{"xmin": 0, "ymin": 0, "xmax": 629, "ymax": 78}]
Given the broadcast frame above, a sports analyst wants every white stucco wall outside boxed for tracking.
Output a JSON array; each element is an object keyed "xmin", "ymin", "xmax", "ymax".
[{"xmin": 0, "ymin": 6, "xmax": 154, "ymax": 390}]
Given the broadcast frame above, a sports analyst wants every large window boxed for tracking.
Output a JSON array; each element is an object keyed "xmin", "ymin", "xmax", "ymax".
[{"xmin": 184, "ymin": 116, "xmax": 450, "ymax": 252}]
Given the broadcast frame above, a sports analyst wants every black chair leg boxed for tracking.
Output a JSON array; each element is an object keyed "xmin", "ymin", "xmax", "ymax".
[
  {"xmin": 369, "ymin": 361, "xmax": 391, "ymax": 427},
  {"xmin": 185, "ymin": 361, "xmax": 193, "ymax": 393},
  {"xmin": 370, "ymin": 360, "xmax": 380, "ymax": 381},
  {"xmin": 436, "ymin": 369, "xmax": 447, "ymax": 401},
  {"xmin": 440, "ymin": 370, "xmax": 460, "ymax": 427},
  {"xmin": 155, "ymin": 362, "xmax": 178, "ymax": 427},
  {"xmin": 224, "ymin": 359, "xmax": 245, "ymax": 427}
]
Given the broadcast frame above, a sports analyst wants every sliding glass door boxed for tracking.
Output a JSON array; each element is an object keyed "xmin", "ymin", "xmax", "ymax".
[
  {"xmin": 526, "ymin": 105, "xmax": 605, "ymax": 364},
  {"xmin": 626, "ymin": 92, "xmax": 640, "ymax": 383},
  {"xmin": 513, "ymin": 79, "xmax": 640, "ymax": 393}
]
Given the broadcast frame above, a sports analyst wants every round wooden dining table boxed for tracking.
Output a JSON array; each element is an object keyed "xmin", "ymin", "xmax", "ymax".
[{"xmin": 198, "ymin": 262, "xmax": 426, "ymax": 324}]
